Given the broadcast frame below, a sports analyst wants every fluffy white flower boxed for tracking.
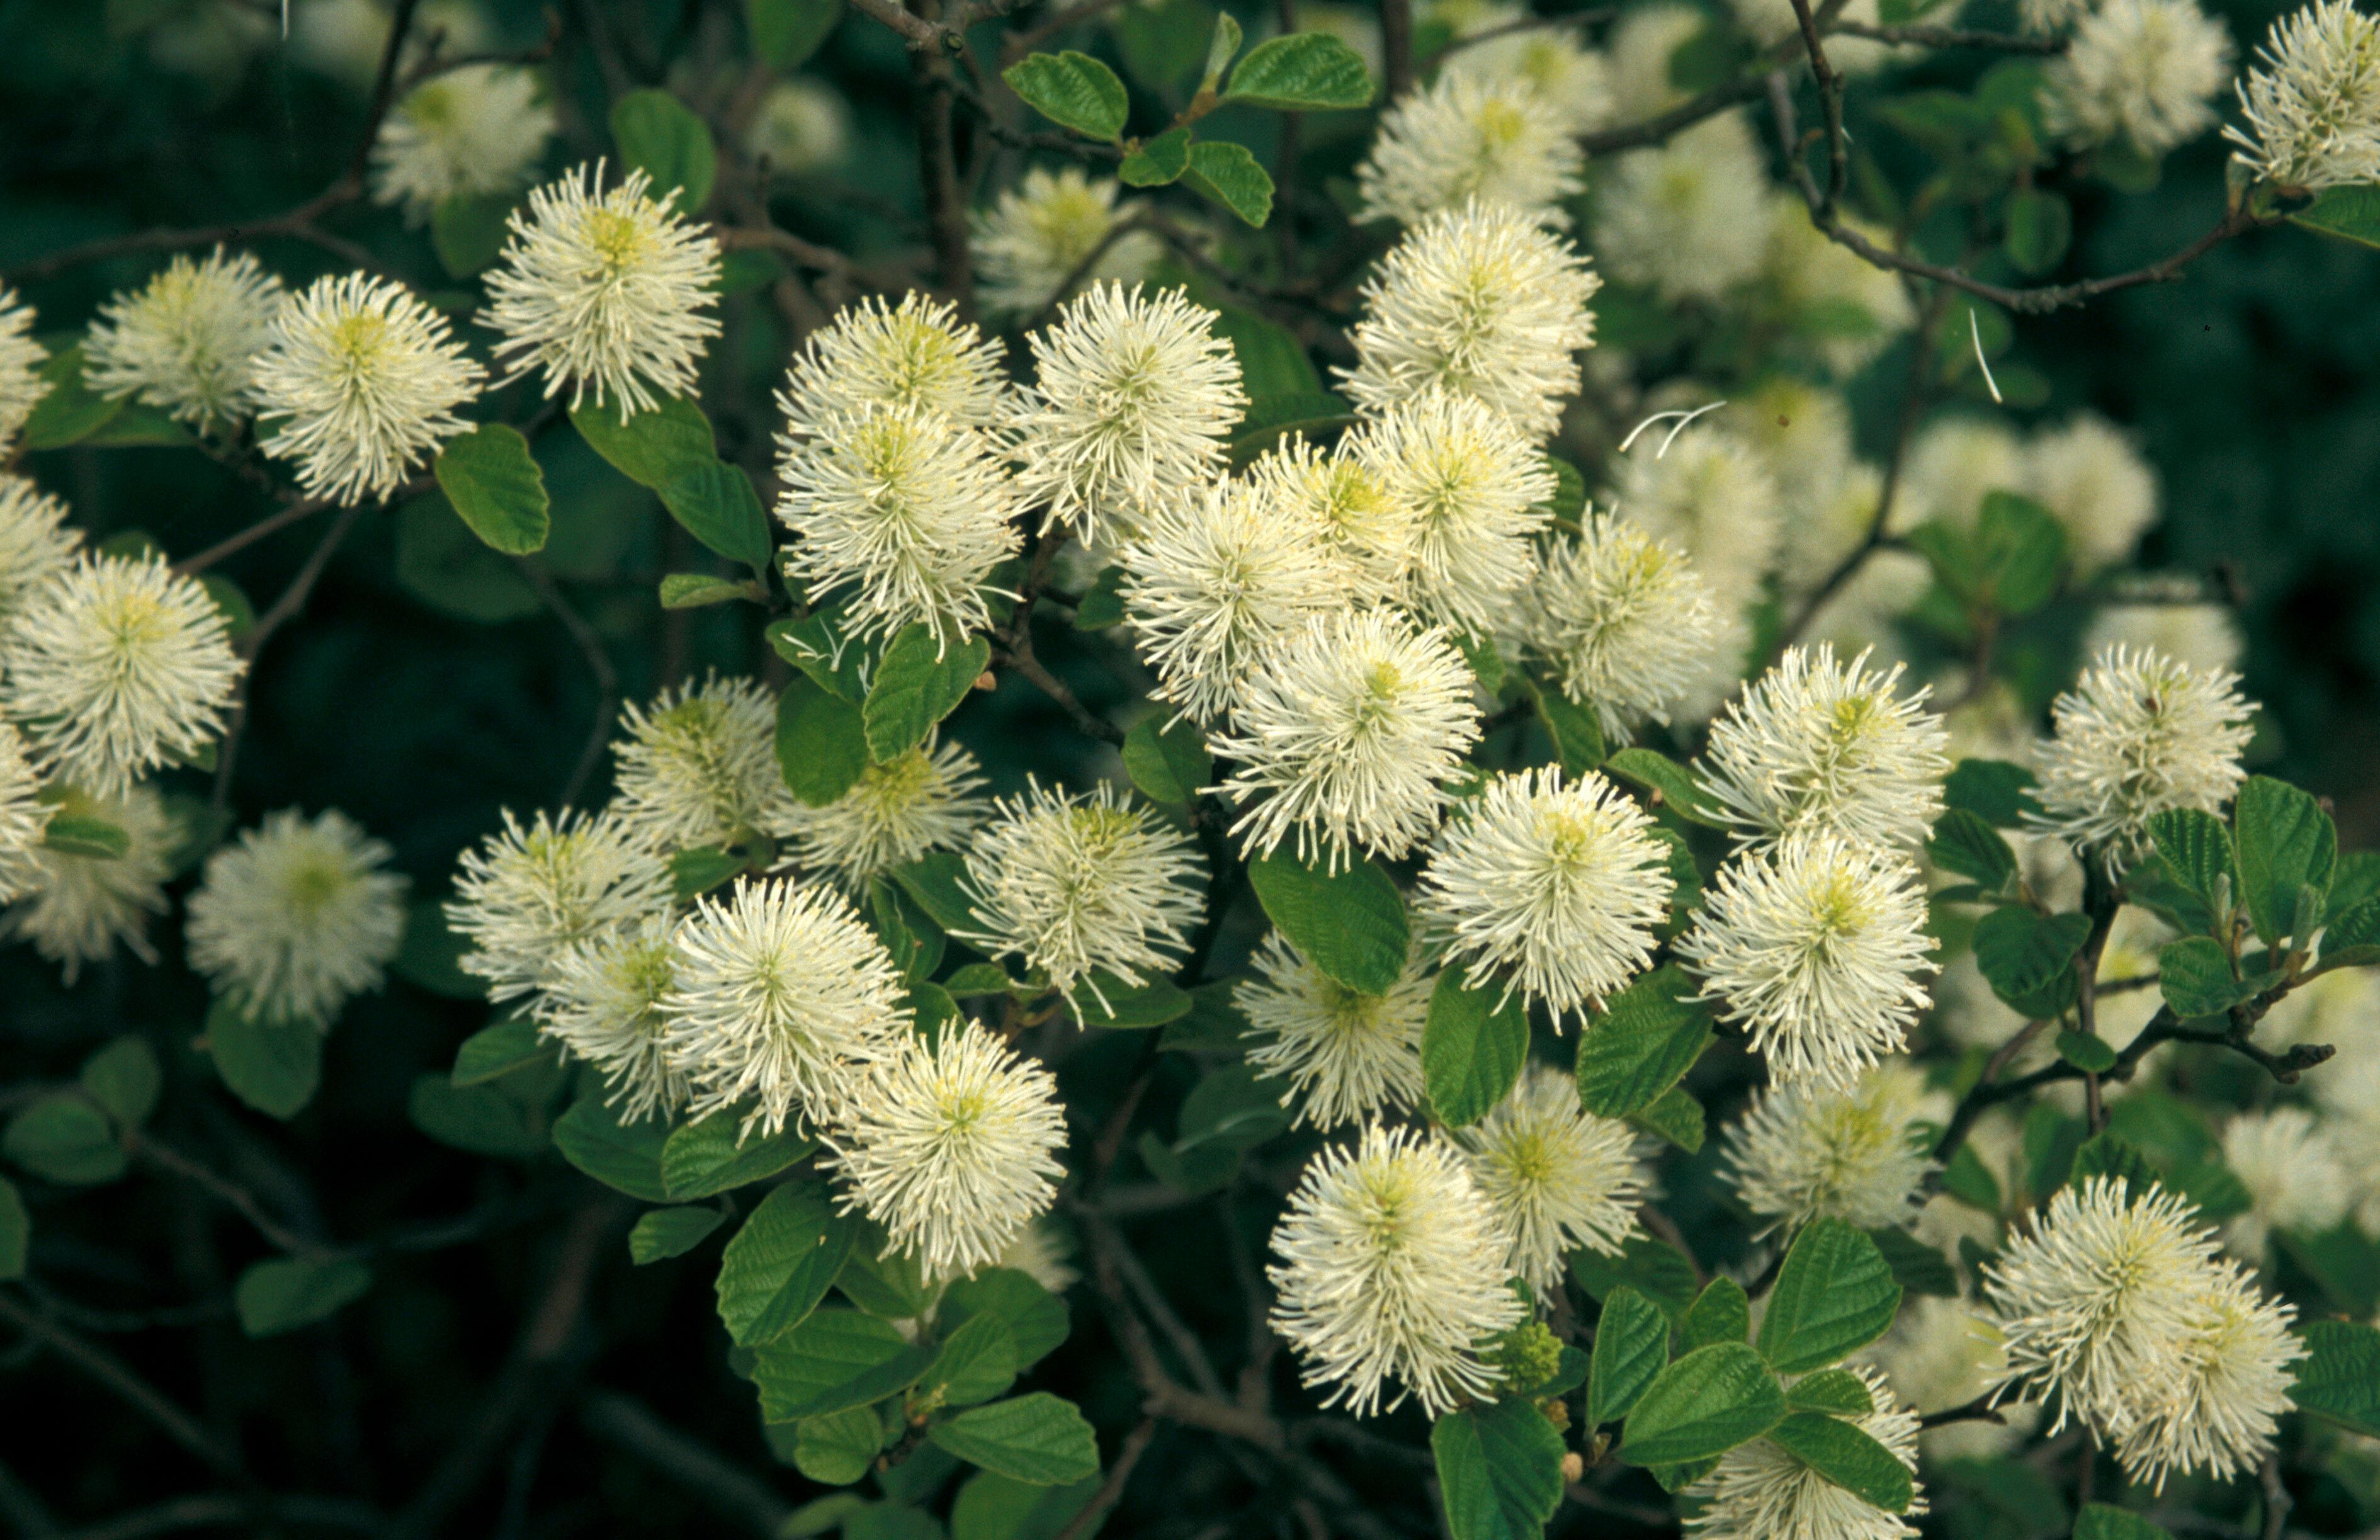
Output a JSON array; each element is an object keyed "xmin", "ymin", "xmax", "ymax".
[
  {"xmin": 1356, "ymin": 70, "xmax": 1585, "ymax": 228},
  {"xmin": 370, "ymin": 64, "xmax": 556, "ymax": 222},
  {"xmin": 660, "ymin": 878, "xmax": 913, "ymax": 1136},
  {"xmin": 1610, "ymin": 426, "xmax": 1782, "ymax": 606},
  {"xmin": 774, "ymin": 735, "xmax": 987, "ymax": 892},
  {"xmin": 2219, "ymin": 1106, "xmax": 2350, "ymax": 1260},
  {"xmin": 1686, "ymin": 1365, "xmax": 1925, "ymax": 1540},
  {"xmin": 3, "ymin": 783, "xmax": 174, "ymax": 981},
  {"xmin": 185, "ymin": 808, "xmax": 408, "ymax": 1027},
  {"xmin": 2083, "ymin": 597, "xmax": 2243, "ymax": 674},
  {"xmin": 1740, "ymin": 377, "xmax": 1856, "ymax": 539},
  {"xmin": 777, "ymin": 292, "xmax": 1011, "ymax": 441},
  {"xmin": 1799, "ymin": 549, "xmax": 1931, "ymax": 672},
  {"xmin": 1700, "ymin": 645, "xmax": 1952, "ymax": 851},
  {"xmin": 1721, "ymin": 1060, "xmax": 1942, "ymax": 1231},
  {"xmin": 746, "ymin": 78, "xmax": 853, "ymax": 178},
  {"xmin": 610, "ymin": 675, "xmax": 793, "ymax": 850},
  {"xmin": 480, "ymin": 162, "xmax": 722, "ymax": 421},
  {"xmin": 2026, "ymin": 412, "xmax": 2161, "ymax": 574},
  {"xmin": 958, "ymin": 779, "xmax": 1206, "ymax": 1010},
  {"xmin": 1864, "ymin": 1296, "xmax": 2035, "ymax": 1462},
  {"xmin": 2023, "ymin": 0, "xmax": 2097, "ymax": 31},
  {"xmin": 2227, "ymin": 0, "xmax": 2380, "ymax": 190},
  {"xmin": 1121, "ymin": 477, "xmax": 1344, "ymax": 722},
  {"xmin": 1244, "ymin": 433, "xmax": 1418, "ymax": 606},
  {"xmin": 2113, "ymin": 1260, "xmax": 2304, "ymax": 1490},
  {"xmin": 1267, "ymin": 1123, "xmax": 1526, "ymax": 1417},
  {"xmin": 252, "ymin": 272, "xmax": 487, "ymax": 506},
  {"xmin": 2029, "ymin": 645, "xmax": 2253, "ymax": 859},
  {"xmin": 0, "ymin": 475, "xmax": 82, "ymax": 626},
  {"xmin": 446, "ymin": 807, "xmax": 672, "ymax": 1000},
  {"xmin": 1683, "ymin": 833, "xmax": 1939, "ymax": 1088},
  {"xmin": 1417, "ymin": 766, "xmax": 1672, "ymax": 1022},
  {"xmin": 82, "ymin": 248, "xmax": 286, "ymax": 433},
  {"xmin": 1759, "ymin": 198, "xmax": 1919, "ymax": 379},
  {"xmin": 825, "ymin": 1021, "xmax": 1068, "ymax": 1281},
  {"xmin": 1458, "ymin": 1063, "xmax": 1644, "ymax": 1296},
  {"xmin": 1215, "ymin": 608, "xmax": 1482, "ymax": 870},
  {"xmin": 292, "ymin": 0, "xmax": 494, "ymax": 91},
  {"xmin": 1359, "ymin": 389, "xmax": 1553, "ymax": 632},
  {"xmin": 1888, "ymin": 414, "xmax": 2027, "ymax": 533},
  {"xmin": 972, "ymin": 167, "xmax": 1162, "ymax": 317},
  {"xmin": 0, "ymin": 720, "xmax": 55, "ymax": 903},
  {"xmin": 1438, "ymin": 2, "xmax": 1612, "ymax": 130},
  {"xmin": 998, "ymin": 1220, "xmax": 1080, "ymax": 1294},
  {"xmin": 533, "ymin": 913, "xmax": 688, "ymax": 1123},
  {"xmin": 1604, "ymin": 3, "xmax": 1707, "ymax": 122},
  {"xmin": 776, "ymin": 402, "xmax": 1021, "ymax": 647},
  {"xmin": 1010, "ymin": 283, "xmax": 1245, "ymax": 546},
  {"xmin": 1595, "ymin": 113, "xmax": 1773, "ymax": 304},
  {"xmin": 1526, "ymin": 512, "xmax": 1726, "ymax": 741},
  {"xmin": 1, "ymin": 553, "xmax": 243, "ymax": 798},
  {"xmin": 1240, "ymin": 934, "xmax": 1432, "ymax": 1129},
  {"xmin": 2046, "ymin": 0, "xmax": 2234, "ymax": 154},
  {"xmin": 0, "ymin": 287, "xmax": 51, "ymax": 452},
  {"xmin": 1340, "ymin": 200, "xmax": 1601, "ymax": 441},
  {"xmin": 1731, "ymin": 0, "xmax": 1908, "ymax": 71}
]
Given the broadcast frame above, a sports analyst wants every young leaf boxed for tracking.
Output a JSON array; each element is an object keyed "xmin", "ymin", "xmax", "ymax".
[
  {"xmin": 1119, "ymin": 126, "xmax": 1192, "ymax": 186},
  {"xmin": 1431, "ymin": 1397, "xmax": 1564, "ymax": 1540},
  {"xmin": 234, "ymin": 1256, "xmax": 373, "ymax": 1338},
  {"xmin": 205, "ymin": 997, "xmax": 324, "ymax": 1121},
  {"xmin": 43, "ymin": 813, "xmax": 130, "ymax": 859},
  {"xmin": 80, "ymin": 1038, "xmax": 160, "ymax": 1129},
  {"xmin": 1422, "ymin": 966, "xmax": 1529, "ymax": 1128},
  {"xmin": 752, "ymin": 1308, "xmax": 933, "ymax": 1421},
  {"xmin": 1247, "ymin": 852, "xmax": 1409, "ymax": 994},
  {"xmin": 2232, "ymin": 776, "xmax": 2336, "ymax": 946},
  {"xmin": 2146, "ymin": 807, "xmax": 2235, "ymax": 912},
  {"xmin": 660, "ymin": 573, "xmax": 762, "ymax": 608},
  {"xmin": 863, "ymin": 626, "xmax": 991, "ymax": 764},
  {"xmin": 1785, "ymin": 1367, "xmax": 1876, "ymax": 1415},
  {"xmin": 941, "ymin": 1268, "xmax": 1071, "ymax": 1369},
  {"xmin": 1571, "ymin": 1235, "xmax": 1701, "ymax": 1323},
  {"xmin": 630, "ymin": 1205, "xmax": 728, "ymax": 1264},
  {"xmin": 1619, "ymin": 1342, "xmax": 1788, "ymax": 1466},
  {"xmin": 1682, "ymin": 1276, "xmax": 1751, "ymax": 1349},
  {"xmin": 610, "ymin": 88, "xmax": 718, "ymax": 212},
  {"xmin": 746, "ymin": 0, "xmax": 842, "ymax": 68},
  {"xmin": 2156, "ymin": 936, "xmax": 2252, "ymax": 1018},
  {"xmin": 572, "ymin": 395, "xmax": 718, "ymax": 490},
  {"xmin": 1926, "ymin": 808, "xmax": 2017, "ymax": 890},
  {"xmin": 1576, "ymin": 965, "xmax": 1712, "ymax": 1119},
  {"xmin": 1181, "ymin": 140, "xmax": 1274, "ymax": 226},
  {"xmin": 777, "ymin": 676, "xmax": 871, "ymax": 808},
  {"xmin": 792, "ymin": 1405, "xmax": 881, "ymax": 1485},
  {"xmin": 1001, "ymin": 52, "xmax": 1130, "ymax": 141},
  {"xmin": 1121, "ymin": 715, "xmax": 1210, "ymax": 805},
  {"xmin": 2073, "ymin": 1504, "xmax": 2179, "ymax": 1540},
  {"xmin": 550, "ymin": 1094, "xmax": 674, "ymax": 1203},
  {"xmin": 451, "ymin": 1018, "xmax": 552, "ymax": 1085},
  {"xmin": 3, "ymin": 1094, "xmax": 127, "ymax": 1186},
  {"xmin": 1972, "ymin": 907, "xmax": 2090, "ymax": 1018},
  {"xmin": 1943, "ymin": 758, "xmax": 2041, "ymax": 827},
  {"xmin": 1767, "ymin": 1413, "xmax": 1915, "ymax": 1512},
  {"xmin": 1629, "ymin": 1084, "xmax": 1706, "ymax": 1153},
  {"xmin": 433, "ymin": 424, "xmax": 550, "ymax": 555},
  {"xmin": 927, "ymin": 1394, "xmax": 1101, "ymax": 1485},
  {"xmin": 1756, "ymin": 1219, "xmax": 1903, "ymax": 1374},
  {"xmin": 1586, "ymin": 1286, "xmax": 1670, "ymax": 1427},
  {"xmin": 1223, "ymin": 32, "xmax": 1375, "ymax": 109},
  {"xmin": 717, "ymin": 1181, "xmax": 859, "ymax": 1347},
  {"xmin": 664, "ymin": 1113, "xmax": 817, "ymax": 1199},
  {"xmin": 659, "ymin": 460, "xmax": 776, "ymax": 576},
  {"xmin": 2289, "ymin": 1319, "xmax": 2380, "ymax": 1436},
  {"xmin": 922, "ymin": 1311, "xmax": 1019, "ymax": 1408}
]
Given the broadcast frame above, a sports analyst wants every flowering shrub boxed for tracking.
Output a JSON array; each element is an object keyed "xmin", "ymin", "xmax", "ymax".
[{"xmin": 6, "ymin": 2, "xmax": 2380, "ymax": 1539}]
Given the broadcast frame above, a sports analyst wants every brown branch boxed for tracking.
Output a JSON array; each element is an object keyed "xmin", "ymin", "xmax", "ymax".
[
  {"xmin": 1050, "ymin": 1418, "xmax": 1158, "ymax": 1540},
  {"xmin": 1785, "ymin": 0, "xmax": 1848, "ymax": 210},
  {"xmin": 578, "ymin": 1393, "xmax": 793, "ymax": 1539},
  {"xmin": 172, "ymin": 497, "xmax": 331, "ymax": 577},
  {"xmin": 1439, "ymin": 6, "xmax": 1615, "ymax": 56},
  {"xmin": 0, "ymin": 1293, "xmax": 244, "ymax": 1480},
  {"xmin": 1577, "ymin": 71, "xmax": 1774, "ymax": 156},
  {"xmin": 910, "ymin": 6, "xmax": 979, "ymax": 322},
  {"xmin": 1918, "ymin": 1394, "xmax": 2009, "ymax": 1429},
  {"xmin": 128, "ymin": 1134, "xmax": 325, "ymax": 1260},
  {"xmin": 1002, "ymin": 0, "xmax": 1135, "ymax": 62},
  {"xmin": 851, "ymin": 0, "xmax": 964, "ymax": 50},
  {"xmin": 1831, "ymin": 18, "xmax": 2067, "ymax": 51},
  {"xmin": 1381, "ymin": 0, "xmax": 1415, "ymax": 99}
]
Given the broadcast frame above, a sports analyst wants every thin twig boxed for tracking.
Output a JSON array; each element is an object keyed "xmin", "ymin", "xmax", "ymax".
[
  {"xmin": 1002, "ymin": 0, "xmax": 1135, "ymax": 61},
  {"xmin": 1050, "ymin": 1418, "xmax": 1158, "ymax": 1540},
  {"xmin": 1831, "ymin": 18, "xmax": 2066, "ymax": 50},
  {"xmin": 0, "ymin": 1293, "xmax": 245, "ymax": 1480},
  {"xmin": 128, "ymin": 1135, "xmax": 324, "ymax": 1260},
  {"xmin": 1381, "ymin": 0, "xmax": 1415, "ymax": 99},
  {"xmin": 1439, "ymin": 6, "xmax": 1614, "ymax": 55},
  {"xmin": 45, "ymin": 1493, "xmax": 387, "ymax": 1540},
  {"xmin": 171, "ymin": 499, "xmax": 329, "ymax": 577},
  {"xmin": 578, "ymin": 1392, "xmax": 793, "ymax": 1538},
  {"xmin": 518, "ymin": 562, "xmax": 620, "ymax": 810}
]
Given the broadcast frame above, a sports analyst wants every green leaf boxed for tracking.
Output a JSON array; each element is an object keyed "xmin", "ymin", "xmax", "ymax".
[
  {"xmin": 1531, "ymin": 686, "xmax": 1607, "ymax": 776},
  {"xmin": 768, "ymin": 611, "xmax": 871, "ymax": 701},
  {"xmin": 838, "ymin": 1227, "xmax": 934, "ymax": 1319},
  {"xmin": 929, "ymin": 1394, "xmax": 1101, "ymax": 1485},
  {"xmin": 1431, "ymin": 1398, "xmax": 1563, "ymax": 1540},
  {"xmin": 1928, "ymin": 810, "xmax": 2017, "ymax": 890},
  {"xmin": 2291, "ymin": 1318, "xmax": 2380, "ymax": 1434},
  {"xmin": 1001, "ymin": 52, "xmax": 1130, "ymax": 141},
  {"xmin": 717, "ymin": 1180, "xmax": 858, "ymax": 1345},
  {"xmin": 1422, "ymin": 966, "xmax": 1529, "ymax": 1129},
  {"xmin": 1944, "ymin": 758, "xmax": 2040, "ymax": 827},
  {"xmin": 21, "ymin": 343, "xmax": 123, "ymax": 450},
  {"xmin": 431, "ymin": 189, "xmax": 515, "ymax": 276},
  {"xmin": 754, "ymin": 1307, "xmax": 932, "ymax": 1421},
  {"xmin": 891, "ymin": 851, "xmax": 978, "ymax": 934},
  {"xmin": 0, "ymin": 1179, "xmax": 25, "ymax": 1281},
  {"xmin": 2002, "ymin": 188, "xmax": 2071, "ymax": 275},
  {"xmin": 234, "ymin": 1256, "xmax": 372, "ymax": 1338},
  {"xmin": 2146, "ymin": 808, "xmax": 2235, "ymax": 912},
  {"xmin": 942, "ymin": 1269, "xmax": 1070, "ymax": 1369},
  {"xmin": 1181, "ymin": 139, "xmax": 1274, "ymax": 227},
  {"xmin": 2072, "ymin": 1503, "xmax": 2178, "ymax": 1540},
  {"xmin": 1630, "ymin": 1085, "xmax": 1706, "ymax": 1153},
  {"xmin": 660, "ymin": 572, "xmax": 762, "ymax": 608},
  {"xmin": 2232, "ymin": 776, "xmax": 2336, "ymax": 946},
  {"xmin": 2280, "ymin": 1226, "xmax": 2380, "ymax": 1324},
  {"xmin": 1121, "ymin": 715, "xmax": 1210, "ymax": 805},
  {"xmin": 1110, "ymin": 0, "xmax": 1216, "ymax": 96},
  {"xmin": 1786, "ymin": 1368, "xmax": 1876, "ymax": 1416},
  {"xmin": 1211, "ymin": 307, "xmax": 1322, "ymax": 402},
  {"xmin": 1225, "ymin": 391, "xmax": 1354, "ymax": 466},
  {"xmin": 924, "ymin": 1311, "xmax": 1019, "ymax": 1408},
  {"xmin": 451, "ymin": 1018, "xmax": 550, "ymax": 1086},
  {"xmin": 1941, "ymin": 1142, "xmax": 2003, "ymax": 1214},
  {"xmin": 1247, "ymin": 852, "xmax": 1408, "ymax": 995},
  {"xmin": 433, "ymin": 424, "xmax": 550, "ymax": 555},
  {"xmin": 1577, "ymin": 965, "xmax": 1711, "ymax": 1119},
  {"xmin": 1683, "ymin": 1276, "xmax": 1750, "ymax": 1349},
  {"xmin": 864, "ymin": 626, "xmax": 991, "ymax": 764},
  {"xmin": 1620, "ymin": 1342, "xmax": 1788, "ymax": 1466},
  {"xmin": 659, "ymin": 460, "xmax": 775, "ymax": 577},
  {"xmin": 2157, "ymin": 936, "xmax": 2250, "ymax": 1018},
  {"xmin": 746, "ymin": 0, "xmax": 842, "ymax": 67},
  {"xmin": 1223, "ymin": 31, "xmax": 1374, "ymax": 108},
  {"xmin": 670, "ymin": 846, "xmax": 746, "ymax": 903},
  {"xmin": 2070, "ymin": 1131, "xmax": 2161, "ymax": 1194},
  {"xmin": 204, "ymin": 997, "xmax": 323, "ymax": 1120},
  {"xmin": 610, "ymin": 88, "xmax": 718, "ymax": 213},
  {"xmin": 4, "ymin": 1094, "xmax": 126, "ymax": 1185},
  {"xmin": 664, "ymin": 1113, "xmax": 817, "ymax": 1199},
  {"xmin": 1119, "ymin": 127, "xmax": 1191, "ymax": 186},
  {"xmin": 792, "ymin": 1405, "xmax": 881, "ymax": 1485},
  {"xmin": 630, "ymin": 1205, "xmax": 728, "ymax": 1263},
  {"xmin": 949, "ymin": 1470, "xmax": 1100, "ymax": 1540},
  {"xmin": 2288, "ymin": 183, "xmax": 2380, "ymax": 249},
  {"xmin": 1604, "ymin": 747, "xmax": 1725, "ymax": 827},
  {"xmin": 394, "ymin": 492, "xmax": 540, "ymax": 621},
  {"xmin": 1571, "ymin": 1235, "xmax": 1700, "ymax": 1323},
  {"xmin": 1198, "ymin": 9, "xmax": 1242, "ymax": 90},
  {"xmin": 572, "ymin": 395, "xmax": 718, "ymax": 491},
  {"xmin": 409, "ymin": 1075, "xmax": 547, "ymax": 1157},
  {"xmin": 1973, "ymin": 907, "xmax": 2090, "ymax": 1018},
  {"xmin": 1757, "ymin": 1219, "xmax": 1903, "ymax": 1374},
  {"xmin": 1074, "ymin": 976, "xmax": 1194, "ymax": 1030},
  {"xmin": 43, "ymin": 813, "xmax": 129, "ymax": 858},
  {"xmin": 1865, "ymin": 1227, "xmax": 1958, "ymax": 1299},
  {"xmin": 1767, "ymin": 1413, "xmax": 1915, "ymax": 1512},
  {"xmin": 2054, "ymin": 1029, "xmax": 2117, "ymax": 1072},
  {"xmin": 1586, "ymin": 1287, "xmax": 1669, "ymax": 1427},
  {"xmin": 396, "ymin": 899, "xmax": 483, "ymax": 999},
  {"xmin": 777, "ymin": 675, "xmax": 871, "ymax": 808},
  {"xmin": 80, "ymin": 1038, "xmax": 159, "ymax": 1129},
  {"xmin": 79, "ymin": 402, "xmax": 192, "ymax": 447},
  {"xmin": 1971, "ymin": 492, "xmax": 2066, "ymax": 616},
  {"xmin": 1072, "ymin": 565, "xmax": 1126, "ymax": 629},
  {"xmin": 550, "ymin": 1094, "xmax": 674, "ymax": 1203}
]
